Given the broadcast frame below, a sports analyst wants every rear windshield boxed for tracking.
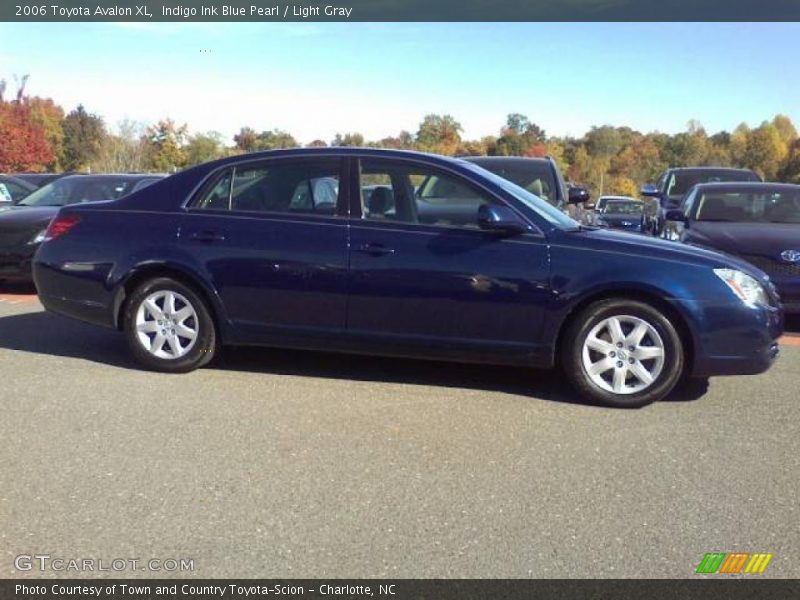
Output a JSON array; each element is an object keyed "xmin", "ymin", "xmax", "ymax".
[
  {"xmin": 604, "ymin": 201, "xmax": 643, "ymax": 214},
  {"xmin": 17, "ymin": 177, "xmax": 140, "ymax": 207},
  {"xmin": 691, "ymin": 189, "xmax": 800, "ymax": 224},
  {"xmin": 666, "ymin": 170, "xmax": 759, "ymax": 198}
]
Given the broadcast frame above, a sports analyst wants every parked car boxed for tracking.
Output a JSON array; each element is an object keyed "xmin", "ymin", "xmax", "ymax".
[
  {"xmin": 667, "ymin": 182, "xmax": 800, "ymax": 313},
  {"xmin": 595, "ymin": 198, "xmax": 645, "ymax": 233},
  {"xmin": 640, "ymin": 167, "xmax": 761, "ymax": 238},
  {"xmin": 0, "ymin": 174, "xmax": 163, "ymax": 282},
  {"xmin": 12, "ymin": 172, "xmax": 80, "ymax": 189},
  {"xmin": 0, "ymin": 175, "xmax": 37, "ymax": 206},
  {"xmin": 33, "ymin": 149, "xmax": 782, "ymax": 408}
]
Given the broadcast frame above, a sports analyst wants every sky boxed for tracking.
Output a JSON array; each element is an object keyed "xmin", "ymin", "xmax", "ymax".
[{"xmin": 0, "ymin": 22, "xmax": 798, "ymax": 143}]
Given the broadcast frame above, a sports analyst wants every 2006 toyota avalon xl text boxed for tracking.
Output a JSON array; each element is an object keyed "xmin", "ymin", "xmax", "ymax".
[{"xmin": 32, "ymin": 148, "xmax": 783, "ymax": 407}]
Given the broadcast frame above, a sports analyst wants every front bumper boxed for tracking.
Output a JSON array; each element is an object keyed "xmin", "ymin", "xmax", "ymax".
[{"xmin": 685, "ymin": 297, "xmax": 783, "ymax": 378}]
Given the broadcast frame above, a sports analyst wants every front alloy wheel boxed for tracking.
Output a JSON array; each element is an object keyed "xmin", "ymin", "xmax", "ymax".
[
  {"xmin": 562, "ymin": 299, "xmax": 684, "ymax": 407},
  {"xmin": 581, "ymin": 315, "xmax": 665, "ymax": 395}
]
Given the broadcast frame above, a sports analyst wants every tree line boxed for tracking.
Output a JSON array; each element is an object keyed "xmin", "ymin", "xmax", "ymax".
[{"xmin": 1, "ymin": 76, "xmax": 798, "ymax": 198}]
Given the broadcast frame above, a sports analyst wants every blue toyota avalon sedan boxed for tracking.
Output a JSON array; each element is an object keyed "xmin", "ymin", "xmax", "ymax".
[{"xmin": 32, "ymin": 149, "xmax": 783, "ymax": 408}]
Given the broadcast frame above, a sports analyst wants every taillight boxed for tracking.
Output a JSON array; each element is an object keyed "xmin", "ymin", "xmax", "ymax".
[{"xmin": 44, "ymin": 215, "xmax": 80, "ymax": 241}]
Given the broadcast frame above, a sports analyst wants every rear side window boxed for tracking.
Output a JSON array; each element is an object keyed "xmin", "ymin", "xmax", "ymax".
[{"xmin": 192, "ymin": 158, "xmax": 341, "ymax": 216}]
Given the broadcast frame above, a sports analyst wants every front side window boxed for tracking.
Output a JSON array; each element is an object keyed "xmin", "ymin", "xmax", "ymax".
[
  {"xmin": 192, "ymin": 158, "xmax": 341, "ymax": 216},
  {"xmin": 360, "ymin": 160, "xmax": 498, "ymax": 229}
]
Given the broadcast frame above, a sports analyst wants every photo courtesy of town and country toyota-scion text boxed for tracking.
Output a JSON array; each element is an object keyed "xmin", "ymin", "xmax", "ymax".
[{"xmin": 0, "ymin": 1, "xmax": 799, "ymax": 599}]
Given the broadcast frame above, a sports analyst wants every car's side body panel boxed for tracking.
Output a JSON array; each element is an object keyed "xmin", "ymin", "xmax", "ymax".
[{"xmin": 32, "ymin": 148, "xmax": 784, "ymax": 378}]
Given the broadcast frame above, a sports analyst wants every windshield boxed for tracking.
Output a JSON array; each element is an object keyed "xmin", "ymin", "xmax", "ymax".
[
  {"xmin": 693, "ymin": 189, "xmax": 800, "ymax": 224},
  {"xmin": 468, "ymin": 160, "xmax": 556, "ymax": 205},
  {"xmin": 17, "ymin": 177, "xmax": 137, "ymax": 207},
  {"xmin": 666, "ymin": 170, "xmax": 758, "ymax": 198},
  {"xmin": 465, "ymin": 163, "xmax": 578, "ymax": 229},
  {"xmin": 604, "ymin": 201, "xmax": 642, "ymax": 214}
]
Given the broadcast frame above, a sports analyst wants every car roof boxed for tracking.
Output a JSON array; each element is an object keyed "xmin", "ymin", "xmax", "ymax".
[
  {"xmin": 668, "ymin": 166, "xmax": 757, "ymax": 174},
  {"xmin": 599, "ymin": 195, "xmax": 640, "ymax": 201},
  {"xmin": 691, "ymin": 182, "xmax": 800, "ymax": 192},
  {"xmin": 462, "ymin": 156, "xmax": 549, "ymax": 165},
  {"xmin": 53, "ymin": 174, "xmax": 164, "ymax": 182}
]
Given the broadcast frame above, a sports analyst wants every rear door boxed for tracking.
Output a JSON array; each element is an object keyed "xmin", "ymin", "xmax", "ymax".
[
  {"xmin": 180, "ymin": 156, "xmax": 349, "ymax": 344},
  {"xmin": 347, "ymin": 157, "xmax": 551, "ymax": 364}
]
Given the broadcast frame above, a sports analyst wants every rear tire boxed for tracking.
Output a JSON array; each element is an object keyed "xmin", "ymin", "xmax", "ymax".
[
  {"xmin": 123, "ymin": 277, "xmax": 217, "ymax": 373},
  {"xmin": 560, "ymin": 298, "xmax": 684, "ymax": 408}
]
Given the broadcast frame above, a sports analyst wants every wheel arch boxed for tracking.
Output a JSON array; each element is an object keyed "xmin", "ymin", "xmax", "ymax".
[
  {"xmin": 112, "ymin": 262, "xmax": 227, "ymax": 337},
  {"xmin": 553, "ymin": 286, "xmax": 696, "ymax": 375}
]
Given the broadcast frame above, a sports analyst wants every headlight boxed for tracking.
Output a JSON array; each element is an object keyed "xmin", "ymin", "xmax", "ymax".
[
  {"xmin": 28, "ymin": 229, "xmax": 47, "ymax": 245},
  {"xmin": 713, "ymin": 268, "xmax": 768, "ymax": 307}
]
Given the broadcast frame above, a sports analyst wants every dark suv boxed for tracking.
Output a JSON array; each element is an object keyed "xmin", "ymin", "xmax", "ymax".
[
  {"xmin": 640, "ymin": 167, "xmax": 761, "ymax": 238},
  {"xmin": 464, "ymin": 156, "xmax": 569, "ymax": 210}
]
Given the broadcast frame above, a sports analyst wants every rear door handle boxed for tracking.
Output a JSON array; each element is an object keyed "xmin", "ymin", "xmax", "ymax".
[
  {"xmin": 357, "ymin": 242, "xmax": 395, "ymax": 256},
  {"xmin": 189, "ymin": 230, "xmax": 226, "ymax": 243}
]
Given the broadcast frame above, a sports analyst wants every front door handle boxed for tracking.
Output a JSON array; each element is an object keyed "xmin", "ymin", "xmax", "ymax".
[
  {"xmin": 357, "ymin": 242, "xmax": 395, "ymax": 256},
  {"xmin": 189, "ymin": 230, "xmax": 226, "ymax": 243}
]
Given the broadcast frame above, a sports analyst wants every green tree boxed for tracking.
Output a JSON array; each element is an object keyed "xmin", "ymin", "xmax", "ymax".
[
  {"xmin": 185, "ymin": 131, "xmax": 226, "ymax": 166},
  {"xmin": 27, "ymin": 96, "xmax": 64, "ymax": 170},
  {"xmin": 332, "ymin": 132, "xmax": 365, "ymax": 147},
  {"xmin": 61, "ymin": 104, "xmax": 106, "ymax": 171},
  {"xmin": 253, "ymin": 129, "xmax": 298, "ymax": 150},
  {"xmin": 233, "ymin": 127, "xmax": 258, "ymax": 152}
]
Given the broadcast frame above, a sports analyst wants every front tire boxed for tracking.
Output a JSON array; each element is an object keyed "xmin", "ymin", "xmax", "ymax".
[
  {"xmin": 123, "ymin": 277, "xmax": 217, "ymax": 373},
  {"xmin": 561, "ymin": 299, "xmax": 684, "ymax": 408}
]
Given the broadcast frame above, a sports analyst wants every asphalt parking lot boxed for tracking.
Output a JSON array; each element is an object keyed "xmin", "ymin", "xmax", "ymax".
[{"xmin": 1, "ymin": 284, "xmax": 798, "ymax": 579}]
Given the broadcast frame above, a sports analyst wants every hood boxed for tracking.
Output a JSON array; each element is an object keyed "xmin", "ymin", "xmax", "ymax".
[
  {"xmin": 570, "ymin": 227, "xmax": 769, "ymax": 281},
  {"xmin": 0, "ymin": 205, "xmax": 59, "ymax": 230},
  {"xmin": 686, "ymin": 222, "xmax": 800, "ymax": 259}
]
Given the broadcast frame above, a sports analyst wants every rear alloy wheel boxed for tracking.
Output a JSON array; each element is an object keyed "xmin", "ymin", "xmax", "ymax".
[
  {"xmin": 561, "ymin": 299, "xmax": 684, "ymax": 407},
  {"xmin": 124, "ymin": 277, "xmax": 216, "ymax": 372}
]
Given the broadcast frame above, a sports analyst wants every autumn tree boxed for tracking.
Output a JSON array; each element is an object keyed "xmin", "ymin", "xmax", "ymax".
[
  {"xmin": 0, "ymin": 77, "xmax": 55, "ymax": 172},
  {"xmin": 145, "ymin": 119, "xmax": 188, "ymax": 172},
  {"xmin": 495, "ymin": 113, "xmax": 546, "ymax": 156},
  {"xmin": 0, "ymin": 99, "xmax": 55, "ymax": 172},
  {"xmin": 415, "ymin": 114, "xmax": 462, "ymax": 156}
]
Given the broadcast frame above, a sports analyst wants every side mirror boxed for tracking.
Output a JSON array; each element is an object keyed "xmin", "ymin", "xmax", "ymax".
[
  {"xmin": 478, "ymin": 204, "xmax": 529, "ymax": 235},
  {"xmin": 664, "ymin": 209, "xmax": 686, "ymax": 222},
  {"xmin": 568, "ymin": 186, "xmax": 590, "ymax": 205},
  {"xmin": 640, "ymin": 184, "xmax": 660, "ymax": 198}
]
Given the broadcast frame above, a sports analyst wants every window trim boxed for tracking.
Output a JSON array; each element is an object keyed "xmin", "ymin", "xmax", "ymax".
[{"xmin": 184, "ymin": 155, "xmax": 349, "ymax": 219}]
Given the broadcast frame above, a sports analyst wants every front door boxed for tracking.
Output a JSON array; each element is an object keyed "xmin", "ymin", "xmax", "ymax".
[{"xmin": 347, "ymin": 157, "xmax": 551, "ymax": 364}]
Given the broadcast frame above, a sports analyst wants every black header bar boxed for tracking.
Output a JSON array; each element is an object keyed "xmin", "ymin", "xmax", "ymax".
[
  {"xmin": 4, "ymin": 579, "xmax": 800, "ymax": 600},
  {"xmin": 3, "ymin": 0, "xmax": 800, "ymax": 22}
]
